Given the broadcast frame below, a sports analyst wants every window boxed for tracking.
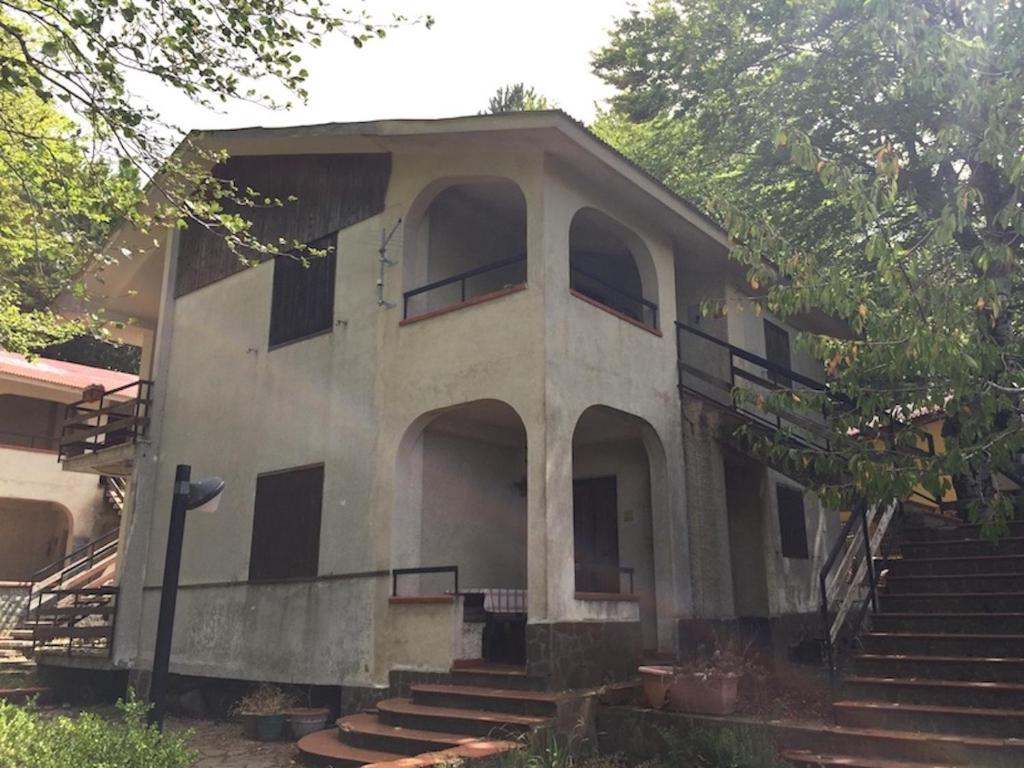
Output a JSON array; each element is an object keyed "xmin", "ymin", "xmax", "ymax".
[
  {"xmin": 776, "ymin": 484, "xmax": 809, "ymax": 559},
  {"xmin": 269, "ymin": 235, "xmax": 336, "ymax": 347},
  {"xmin": 249, "ymin": 464, "xmax": 324, "ymax": 581},
  {"xmin": 763, "ymin": 320, "xmax": 792, "ymax": 387}
]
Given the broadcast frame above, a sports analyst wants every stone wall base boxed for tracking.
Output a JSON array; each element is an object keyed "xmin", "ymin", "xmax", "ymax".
[
  {"xmin": 526, "ymin": 621, "xmax": 642, "ymax": 690},
  {"xmin": 677, "ymin": 613, "xmax": 824, "ymax": 671}
]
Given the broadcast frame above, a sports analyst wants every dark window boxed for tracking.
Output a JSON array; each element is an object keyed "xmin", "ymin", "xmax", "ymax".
[
  {"xmin": 249, "ymin": 465, "xmax": 324, "ymax": 581},
  {"xmin": 776, "ymin": 484, "xmax": 809, "ymax": 559},
  {"xmin": 269, "ymin": 235, "xmax": 336, "ymax": 347},
  {"xmin": 763, "ymin": 320, "xmax": 792, "ymax": 387}
]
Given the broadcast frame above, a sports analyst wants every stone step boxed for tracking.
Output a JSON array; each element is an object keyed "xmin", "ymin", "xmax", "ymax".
[
  {"xmin": 834, "ymin": 700, "xmax": 1024, "ymax": 740},
  {"xmin": 768, "ymin": 719, "xmax": 1024, "ymax": 766},
  {"xmin": 879, "ymin": 591, "xmax": 1024, "ymax": 613},
  {"xmin": 783, "ymin": 749, "xmax": 960, "ymax": 768},
  {"xmin": 884, "ymin": 573, "xmax": 1024, "ymax": 594},
  {"xmin": 376, "ymin": 698, "xmax": 548, "ymax": 739},
  {"xmin": 872, "ymin": 612, "xmax": 1024, "ymax": 634},
  {"xmin": 860, "ymin": 632, "xmax": 1024, "ymax": 657},
  {"xmin": 901, "ymin": 537, "xmax": 1024, "ymax": 559},
  {"xmin": 448, "ymin": 664, "xmax": 546, "ymax": 692},
  {"xmin": 902, "ymin": 521, "xmax": 1024, "ymax": 542},
  {"xmin": 296, "ymin": 728, "xmax": 404, "ymax": 768},
  {"xmin": 887, "ymin": 554, "xmax": 1024, "ymax": 577},
  {"xmin": 851, "ymin": 653, "xmax": 1024, "ymax": 683},
  {"xmin": 337, "ymin": 713, "xmax": 481, "ymax": 756},
  {"xmin": 410, "ymin": 684, "xmax": 562, "ymax": 717},
  {"xmin": 842, "ymin": 676, "xmax": 1024, "ymax": 710}
]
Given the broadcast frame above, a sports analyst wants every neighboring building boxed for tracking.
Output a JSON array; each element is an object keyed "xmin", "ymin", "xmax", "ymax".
[
  {"xmin": 0, "ymin": 352, "xmax": 135, "ymax": 580},
  {"xmin": 48, "ymin": 112, "xmax": 844, "ymax": 696}
]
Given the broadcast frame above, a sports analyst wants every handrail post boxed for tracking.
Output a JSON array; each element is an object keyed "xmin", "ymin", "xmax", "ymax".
[
  {"xmin": 860, "ymin": 501, "xmax": 878, "ymax": 614},
  {"xmin": 819, "ymin": 569, "xmax": 834, "ymax": 682}
]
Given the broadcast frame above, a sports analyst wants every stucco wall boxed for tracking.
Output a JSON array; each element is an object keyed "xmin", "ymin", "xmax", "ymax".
[
  {"xmin": 420, "ymin": 430, "xmax": 527, "ymax": 590},
  {"xmin": 0, "ymin": 445, "xmax": 109, "ymax": 579}
]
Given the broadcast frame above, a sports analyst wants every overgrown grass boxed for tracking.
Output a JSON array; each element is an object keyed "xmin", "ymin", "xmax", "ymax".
[
  {"xmin": 499, "ymin": 720, "xmax": 785, "ymax": 768},
  {"xmin": 0, "ymin": 692, "xmax": 196, "ymax": 768}
]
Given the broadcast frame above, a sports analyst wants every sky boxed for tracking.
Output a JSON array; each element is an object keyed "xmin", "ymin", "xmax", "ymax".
[{"xmin": 136, "ymin": 0, "xmax": 639, "ymax": 133}]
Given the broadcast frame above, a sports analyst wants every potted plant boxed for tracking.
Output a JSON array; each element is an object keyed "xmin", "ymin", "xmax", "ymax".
[
  {"xmin": 639, "ymin": 630, "xmax": 759, "ymax": 715},
  {"xmin": 233, "ymin": 684, "xmax": 297, "ymax": 741},
  {"xmin": 283, "ymin": 706, "xmax": 331, "ymax": 739}
]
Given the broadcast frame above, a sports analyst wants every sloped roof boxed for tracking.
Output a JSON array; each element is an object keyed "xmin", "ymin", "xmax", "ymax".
[{"xmin": 0, "ymin": 351, "xmax": 137, "ymax": 396}]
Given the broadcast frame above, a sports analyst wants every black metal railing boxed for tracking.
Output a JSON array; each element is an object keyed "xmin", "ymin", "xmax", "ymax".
[
  {"xmin": 570, "ymin": 265, "xmax": 659, "ymax": 329},
  {"xmin": 391, "ymin": 565, "xmax": 459, "ymax": 597},
  {"xmin": 676, "ymin": 322, "xmax": 832, "ymax": 449},
  {"xmin": 58, "ymin": 379, "xmax": 153, "ymax": 461},
  {"xmin": 31, "ymin": 586, "xmax": 118, "ymax": 657},
  {"xmin": 27, "ymin": 528, "xmax": 119, "ymax": 618},
  {"xmin": 402, "ymin": 255, "xmax": 526, "ymax": 319},
  {"xmin": 818, "ymin": 498, "xmax": 902, "ymax": 681}
]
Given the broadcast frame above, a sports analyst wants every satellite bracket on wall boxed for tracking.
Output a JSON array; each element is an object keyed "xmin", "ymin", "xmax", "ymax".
[{"xmin": 377, "ymin": 218, "xmax": 402, "ymax": 309}]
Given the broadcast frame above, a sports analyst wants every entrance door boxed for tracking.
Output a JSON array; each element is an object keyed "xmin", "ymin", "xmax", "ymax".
[{"xmin": 573, "ymin": 476, "xmax": 620, "ymax": 593}]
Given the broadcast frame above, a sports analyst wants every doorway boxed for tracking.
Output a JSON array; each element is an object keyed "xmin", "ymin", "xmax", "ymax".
[{"xmin": 573, "ymin": 476, "xmax": 621, "ymax": 593}]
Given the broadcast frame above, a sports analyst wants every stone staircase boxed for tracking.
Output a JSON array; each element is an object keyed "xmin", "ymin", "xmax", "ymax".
[
  {"xmin": 783, "ymin": 519, "xmax": 1024, "ymax": 767},
  {"xmin": 298, "ymin": 665, "xmax": 570, "ymax": 767}
]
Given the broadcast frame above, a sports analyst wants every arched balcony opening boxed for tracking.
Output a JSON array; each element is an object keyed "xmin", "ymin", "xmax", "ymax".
[
  {"xmin": 393, "ymin": 399, "xmax": 529, "ymax": 665},
  {"xmin": 569, "ymin": 208, "xmax": 659, "ymax": 330},
  {"xmin": 403, "ymin": 180, "xmax": 527, "ymax": 321},
  {"xmin": 572, "ymin": 405, "xmax": 660, "ymax": 650}
]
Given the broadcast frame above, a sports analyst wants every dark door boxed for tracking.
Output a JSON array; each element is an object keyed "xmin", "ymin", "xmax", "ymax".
[
  {"xmin": 763, "ymin": 320, "xmax": 792, "ymax": 386},
  {"xmin": 573, "ymin": 476, "xmax": 620, "ymax": 593}
]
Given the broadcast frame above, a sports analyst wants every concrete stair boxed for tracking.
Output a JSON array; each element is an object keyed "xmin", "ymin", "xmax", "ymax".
[
  {"xmin": 298, "ymin": 666, "xmax": 558, "ymax": 767},
  {"xmin": 787, "ymin": 521, "xmax": 1024, "ymax": 767}
]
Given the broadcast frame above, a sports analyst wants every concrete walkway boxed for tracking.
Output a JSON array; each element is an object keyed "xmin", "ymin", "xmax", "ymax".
[{"xmin": 167, "ymin": 717, "xmax": 299, "ymax": 768}]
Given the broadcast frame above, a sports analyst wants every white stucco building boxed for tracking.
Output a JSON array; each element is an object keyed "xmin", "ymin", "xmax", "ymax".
[{"xmin": 49, "ymin": 112, "xmax": 842, "ymax": 696}]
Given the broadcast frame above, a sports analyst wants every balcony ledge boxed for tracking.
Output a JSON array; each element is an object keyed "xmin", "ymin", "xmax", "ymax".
[
  {"xmin": 570, "ymin": 290, "xmax": 662, "ymax": 337},
  {"xmin": 400, "ymin": 284, "xmax": 527, "ymax": 326}
]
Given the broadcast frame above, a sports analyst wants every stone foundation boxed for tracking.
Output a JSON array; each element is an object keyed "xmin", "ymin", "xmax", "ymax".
[
  {"xmin": 526, "ymin": 621, "xmax": 642, "ymax": 690},
  {"xmin": 677, "ymin": 613, "xmax": 825, "ymax": 671}
]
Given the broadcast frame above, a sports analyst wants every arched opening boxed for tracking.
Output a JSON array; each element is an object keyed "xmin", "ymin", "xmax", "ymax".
[
  {"xmin": 394, "ymin": 399, "xmax": 529, "ymax": 664},
  {"xmin": 0, "ymin": 498, "xmax": 71, "ymax": 580},
  {"xmin": 572, "ymin": 406, "xmax": 660, "ymax": 650},
  {"xmin": 403, "ymin": 180, "xmax": 527, "ymax": 320},
  {"xmin": 569, "ymin": 208, "xmax": 659, "ymax": 329}
]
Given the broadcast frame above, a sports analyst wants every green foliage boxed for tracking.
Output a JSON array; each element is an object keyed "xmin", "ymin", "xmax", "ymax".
[
  {"xmin": 485, "ymin": 83, "xmax": 553, "ymax": 114},
  {"xmin": 500, "ymin": 729, "xmax": 579, "ymax": 768},
  {"xmin": 620, "ymin": 722, "xmax": 784, "ymax": 768},
  {"xmin": 0, "ymin": 693, "xmax": 196, "ymax": 768},
  {"xmin": 596, "ymin": 0, "xmax": 1024, "ymax": 522},
  {"xmin": 0, "ymin": 1, "xmax": 431, "ymax": 354}
]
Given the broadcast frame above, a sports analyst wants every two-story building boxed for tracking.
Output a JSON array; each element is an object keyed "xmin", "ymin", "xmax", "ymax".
[{"xmin": 46, "ymin": 112, "xmax": 841, "ymax": 700}]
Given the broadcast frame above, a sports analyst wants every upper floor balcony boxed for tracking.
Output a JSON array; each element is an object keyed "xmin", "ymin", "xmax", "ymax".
[{"xmin": 59, "ymin": 380, "xmax": 153, "ymax": 476}]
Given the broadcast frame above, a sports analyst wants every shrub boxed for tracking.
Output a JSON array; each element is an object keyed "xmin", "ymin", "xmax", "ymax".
[{"xmin": 0, "ymin": 692, "xmax": 196, "ymax": 768}]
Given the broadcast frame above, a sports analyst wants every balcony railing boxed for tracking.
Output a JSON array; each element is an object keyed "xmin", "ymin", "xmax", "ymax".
[
  {"xmin": 58, "ymin": 380, "xmax": 153, "ymax": 462},
  {"xmin": 675, "ymin": 322, "xmax": 831, "ymax": 449},
  {"xmin": 570, "ymin": 265, "xmax": 658, "ymax": 329},
  {"xmin": 403, "ymin": 255, "xmax": 527, "ymax": 320}
]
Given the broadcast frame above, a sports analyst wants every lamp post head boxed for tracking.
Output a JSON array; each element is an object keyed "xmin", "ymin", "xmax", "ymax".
[{"xmin": 187, "ymin": 476, "xmax": 225, "ymax": 513}]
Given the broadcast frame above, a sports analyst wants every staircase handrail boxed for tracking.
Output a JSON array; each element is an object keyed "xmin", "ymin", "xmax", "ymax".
[
  {"xmin": 818, "ymin": 498, "xmax": 901, "ymax": 680},
  {"xmin": 26, "ymin": 528, "xmax": 119, "ymax": 618}
]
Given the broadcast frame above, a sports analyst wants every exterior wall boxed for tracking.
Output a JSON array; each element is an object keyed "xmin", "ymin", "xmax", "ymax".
[
  {"xmin": 419, "ymin": 430, "xmax": 527, "ymax": 590},
  {"xmin": 0, "ymin": 445, "xmax": 109, "ymax": 579}
]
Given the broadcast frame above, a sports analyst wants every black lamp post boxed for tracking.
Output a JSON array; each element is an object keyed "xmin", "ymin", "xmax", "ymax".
[{"xmin": 148, "ymin": 464, "xmax": 224, "ymax": 729}]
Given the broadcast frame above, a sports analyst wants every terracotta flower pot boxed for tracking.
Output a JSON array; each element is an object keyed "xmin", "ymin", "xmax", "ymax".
[
  {"xmin": 284, "ymin": 707, "xmax": 330, "ymax": 739},
  {"xmin": 637, "ymin": 665, "xmax": 672, "ymax": 709},
  {"xmin": 666, "ymin": 671, "xmax": 740, "ymax": 715}
]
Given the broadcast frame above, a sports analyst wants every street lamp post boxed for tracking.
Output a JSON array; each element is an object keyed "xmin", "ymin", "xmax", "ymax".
[{"xmin": 148, "ymin": 464, "xmax": 224, "ymax": 729}]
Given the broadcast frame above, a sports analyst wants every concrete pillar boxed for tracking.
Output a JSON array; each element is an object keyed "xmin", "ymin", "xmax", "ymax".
[
  {"xmin": 680, "ymin": 398, "xmax": 736, "ymax": 619},
  {"xmin": 112, "ymin": 231, "xmax": 177, "ymax": 671}
]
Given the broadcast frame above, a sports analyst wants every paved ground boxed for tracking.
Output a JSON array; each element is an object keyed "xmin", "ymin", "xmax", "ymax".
[{"xmin": 167, "ymin": 717, "xmax": 301, "ymax": 768}]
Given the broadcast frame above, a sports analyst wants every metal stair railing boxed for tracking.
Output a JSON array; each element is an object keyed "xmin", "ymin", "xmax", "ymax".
[
  {"xmin": 26, "ymin": 528, "xmax": 119, "ymax": 618},
  {"xmin": 818, "ymin": 497, "xmax": 902, "ymax": 680}
]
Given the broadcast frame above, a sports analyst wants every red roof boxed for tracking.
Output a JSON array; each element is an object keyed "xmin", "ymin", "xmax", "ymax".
[{"xmin": 0, "ymin": 351, "xmax": 138, "ymax": 397}]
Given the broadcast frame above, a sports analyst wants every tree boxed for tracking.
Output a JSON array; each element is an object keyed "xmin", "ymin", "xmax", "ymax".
[
  {"xmin": 594, "ymin": 0, "xmax": 1024, "ymax": 526},
  {"xmin": 0, "ymin": 2, "xmax": 430, "ymax": 354},
  {"xmin": 484, "ymin": 83, "xmax": 552, "ymax": 114}
]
